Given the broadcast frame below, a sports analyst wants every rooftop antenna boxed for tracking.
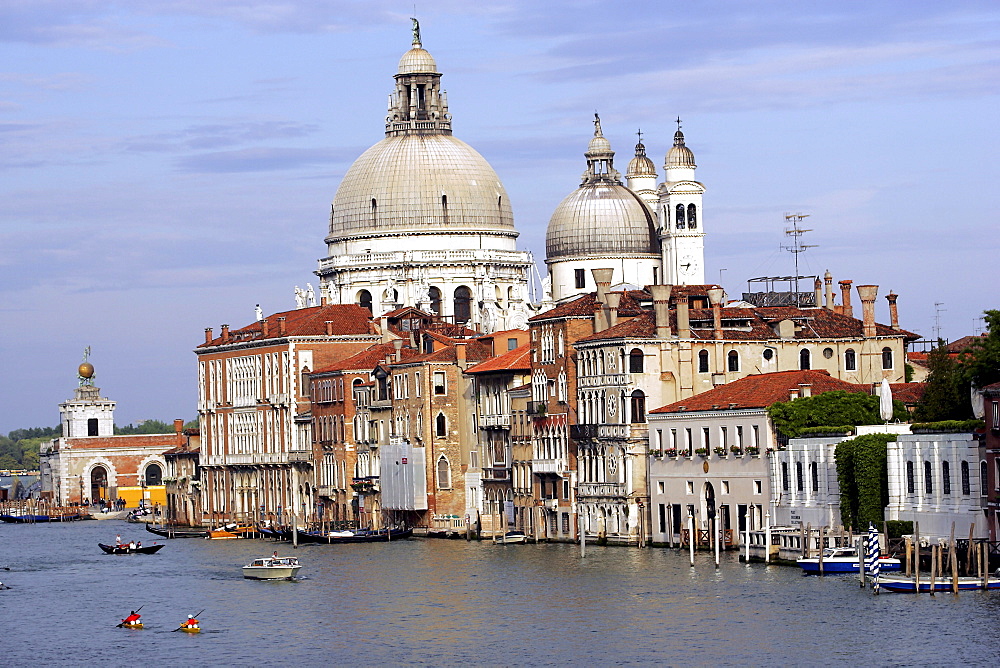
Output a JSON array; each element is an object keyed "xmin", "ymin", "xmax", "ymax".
[
  {"xmin": 972, "ymin": 314, "xmax": 985, "ymax": 336},
  {"xmin": 933, "ymin": 302, "xmax": 946, "ymax": 342},
  {"xmin": 780, "ymin": 213, "xmax": 817, "ymax": 306}
]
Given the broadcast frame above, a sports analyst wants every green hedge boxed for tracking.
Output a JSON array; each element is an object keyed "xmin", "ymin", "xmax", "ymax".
[
  {"xmin": 885, "ymin": 520, "xmax": 913, "ymax": 538},
  {"xmin": 835, "ymin": 433, "xmax": 897, "ymax": 531},
  {"xmin": 798, "ymin": 426, "xmax": 855, "ymax": 437},
  {"xmin": 910, "ymin": 419, "xmax": 984, "ymax": 433}
]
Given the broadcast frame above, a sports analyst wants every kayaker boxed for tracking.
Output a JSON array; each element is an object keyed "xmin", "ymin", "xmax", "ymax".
[
  {"xmin": 122, "ymin": 611, "xmax": 141, "ymax": 625},
  {"xmin": 183, "ymin": 614, "xmax": 199, "ymax": 629},
  {"xmin": 116, "ymin": 534, "xmax": 121, "ymax": 546}
]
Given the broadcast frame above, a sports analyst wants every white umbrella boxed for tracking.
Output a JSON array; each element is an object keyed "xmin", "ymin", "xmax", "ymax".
[{"xmin": 879, "ymin": 378, "xmax": 893, "ymax": 423}]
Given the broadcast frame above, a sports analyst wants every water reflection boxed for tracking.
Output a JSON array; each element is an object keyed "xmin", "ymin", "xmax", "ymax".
[{"xmin": 2, "ymin": 521, "xmax": 999, "ymax": 666}]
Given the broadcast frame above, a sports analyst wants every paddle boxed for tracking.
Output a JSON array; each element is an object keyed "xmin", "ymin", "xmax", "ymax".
[
  {"xmin": 116, "ymin": 605, "xmax": 144, "ymax": 628},
  {"xmin": 172, "ymin": 608, "xmax": 206, "ymax": 631}
]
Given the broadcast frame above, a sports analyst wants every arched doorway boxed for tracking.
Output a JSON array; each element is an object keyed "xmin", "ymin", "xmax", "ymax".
[
  {"xmin": 144, "ymin": 463, "xmax": 162, "ymax": 486},
  {"xmin": 90, "ymin": 466, "xmax": 109, "ymax": 502},
  {"xmin": 702, "ymin": 481, "xmax": 717, "ymax": 547}
]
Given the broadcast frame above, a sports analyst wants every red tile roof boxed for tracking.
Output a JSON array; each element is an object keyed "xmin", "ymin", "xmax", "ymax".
[
  {"xmin": 530, "ymin": 290, "xmax": 651, "ymax": 322},
  {"xmin": 311, "ymin": 342, "xmax": 420, "ymax": 375},
  {"xmin": 465, "ymin": 344, "xmax": 532, "ymax": 374},
  {"xmin": 395, "ymin": 339, "xmax": 494, "ymax": 366},
  {"xmin": 650, "ymin": 369, "xmax": 865, "ymax": 414},
  {"xmin": 888, "ymin": 382, "xmax": 926, "ymax": 405},
  {"xmin": 200, "ymin": 304, "xmax": 376, "ymax": 347}
]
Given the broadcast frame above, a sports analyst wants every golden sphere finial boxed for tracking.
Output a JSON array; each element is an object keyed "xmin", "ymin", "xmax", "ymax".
[{"xmin": 78, "ymin": 362, "xmax": 95, "ymax": 379}]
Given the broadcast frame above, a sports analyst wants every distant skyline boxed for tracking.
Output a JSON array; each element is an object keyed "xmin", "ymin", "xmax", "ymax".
[{"xmin": 2, "ymin": 1, "xmax": 998, "ymax": 432}]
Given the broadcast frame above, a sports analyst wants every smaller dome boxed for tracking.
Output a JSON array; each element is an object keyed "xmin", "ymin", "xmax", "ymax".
[
  {"xmin": 665, "ymin": 130, "xmax": 696, "ymax": 168},
  {"xmin": 587, "ymin": 134, "xmax": 612, "ymax": 156},
  {"xmin": 398, "ymin": 47, "xmax": 437, "ymax": 74},
  {"xmin": 627, "ymin": 142, "xmax": 656, "ymax": 177}
]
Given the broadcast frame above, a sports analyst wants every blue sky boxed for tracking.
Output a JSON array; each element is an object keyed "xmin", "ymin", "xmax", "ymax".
[{"xmin": 2, "ymin": 0, "xmax": 998, "ymax": 432}]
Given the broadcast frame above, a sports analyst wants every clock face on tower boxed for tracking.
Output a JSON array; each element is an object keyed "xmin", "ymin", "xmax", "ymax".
[{"xmin": 680, "ymin": 254, "xmax": 696, "ymax": 275}]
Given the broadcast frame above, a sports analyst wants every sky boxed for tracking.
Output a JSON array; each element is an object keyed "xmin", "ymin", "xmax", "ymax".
[{"xmin": 2, "ymin": 0, "xmax": 998, "ymax": 433}]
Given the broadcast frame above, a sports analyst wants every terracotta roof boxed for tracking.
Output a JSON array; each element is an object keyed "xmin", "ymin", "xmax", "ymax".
[
  {"xmin": 576, "ymin": 313, "xmax": 655, "ymax": 343},
  {"xmin": 946, "ymin": 335, "xmax": 987, "ymax": 352},
  {"xmin": 530, "ymin": 290, "xmax": 650, "ymax": 322},
  {"xmin": 650, "ymin": 369, "xmax": 865, "ymax": 414},
  {"xmin": 200, "ymin": 304, "xmax": 376, "ymax": 347},
  {"xmin": 465, "ymin": 344, "xmax": 532, "ymax": 374},
  {"xmin": 888, "ymin": 382, "xmax": 926, "ymax": 405},
  {"xmin": 395, "ymin": 339, "xmax": 493, "ymax": 366},
  {"xmin": 382, "ymin": 306, "xmax": 432, "ymax": 319},
  {"xmin": 311, "ymin": 342, "xmax": 420, "ymax": 375}
]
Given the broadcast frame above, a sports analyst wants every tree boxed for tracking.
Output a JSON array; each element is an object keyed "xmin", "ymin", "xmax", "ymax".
[
  {"xmin": 961, "ymin": 309, "xmax": 1000, "ymax": 390},
  {"xmin": 914, "ymin": 343, "xmax": 973, "ymax": 422},
  {"xmin": 835, "ymin": 434, "xmax": 896, "ymax": 530},
  {"xmin": 768, "ymin": 390, "xmax": 908, "ymax": 439},
  {"xmin": 114, "ymin": 420, "xmax": 175, "ymax": 435}
]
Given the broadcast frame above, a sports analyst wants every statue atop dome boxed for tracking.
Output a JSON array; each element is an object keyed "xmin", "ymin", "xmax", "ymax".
[{"xmin": 411, "ymin": 17, "xmax": 421, "ymax": 46}]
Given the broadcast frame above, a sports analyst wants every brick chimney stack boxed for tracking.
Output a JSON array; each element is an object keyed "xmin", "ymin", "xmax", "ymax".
[
  {"xmin": 204, "ymin": 327, "xmax": 213, "ymax": 345},
  {"xmin": 221, "ymin": 324, "xmax": 230, "ymax": 343},
  {"xmin": 591, "ymin": 268, "xmax": 614, "ymax": 332},
  {"xmin": 455, "ymin": 341, "xmax": 467, "ymax": 366},
  {"xmin": 824, "ymin": 270, "xmax": 834, "ymax": 310},
  {"xmin": 708, "ymin": 288, "xmax": 725, "ymax": 340},
  {"xmin": 857, "ymin": 284, "xmax": 878, "ymax": 338},
  {"xmin": 605, "ymin": 292, "xmax": 621, "ymax": 329},
  {"xmin": 839, "ymin": 280, "xmax": 854, "ymax": 317},
  {"xmin": 886, "ymin": 292, "xmax": 900, "ymax": 330},
  {"xmin": 813, "ymin": 278, "xmax": 822, "ymax": 308},
  {"xmin": 392, "ymin": 338, "xmax": 403, "ymax": 362},
  {"xmin": 649, "ymin": 285, "xmax": 673, "ymax": 339},
  {"xmin": 677, "ymin": 296, "xmax": 691, "ymax": 339},
  {"xmin": 261, "ymin": 318, "xmax": 269, "ymax": 338}
]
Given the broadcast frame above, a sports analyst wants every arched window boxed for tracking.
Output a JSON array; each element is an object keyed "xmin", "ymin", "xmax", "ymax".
[
  {"xmin": 436, "ymin": 456, "xmax": 451, "ymax": 489},
  {"xmin": 882, "ymin": 347, "xmax": 893, "ymax": 369},
  {"xmin": 454, "ymin": 285, "xmax": 472, "ymax": 323},
  {"xmin": 144, "ymin": 463, "xmax": 162, "ymax": 486},
  {"xmin": 687, "ymin": 203, "xmax": 697, "ymax": 229},
  {"xmin": 795, "ymin": 461, "xmax": 804, "ymax": 491},
  {"xmin": 428, "ymin": 286, "xmax": 442, "ymax": 315},
  {"xmin": 942, "ymin": 461, "xmax": 951, "ymax": 495},
  {"xmin": 435, "ymin": 413, "xmax": 447, "ymax": 438},
  {"xmin": 799, "ymin": 348, "xmax": 811, "ymax": 370},
  {"xmin": 629, "ymin": 349, "xmax": 644, "ymax": 373},
  {"xmin": 371, "ymin": 198, "xmax": 377, "ymax": 224},
  {"xmin": 675, "ymin": 203, "xmax": 686, "ymax": 229},
  {"xmin": 961, "ymin": 461, "xmax": 971, "ymax": 495},
  {"xmin": 630, "ymin": 390, "xmax": 646, "ymax": 424},
  {"xmin": 982, "ymin": 461, "xmax": 988, "ymax": 497},
  {"xmin": 906, "ymin": 461, "xmax": 915, "ymax": 493},
  {"xmin": 781, "ymin": 462, "xmax": 789, "ymax": 491},
  {"xmin": 924, "ymin": 460, "xmax": 933, "ymax": 494},
  {"xmin": 844, "ymin": 349, "xmax": 856, "ymax": 371},
  {"xmin": 810, "ymin": 461, "xmax": 819, "ymax": 493},
  {"xmin": 698, "ymin": 349, "xmax": 709, "ymax": 373},
  {"xmin": 357, "ymin": 289, "xmax": 372, "ymax": 314},
  {"xmin": 727, "ymin": 350, "xmax": 739, "ymax": 372}
]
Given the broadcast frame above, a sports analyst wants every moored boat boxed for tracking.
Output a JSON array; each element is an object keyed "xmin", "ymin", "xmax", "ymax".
[
  {"xmin": 207, "ymin": 524, "xmax": 258, "ymax": 540},
  {"xmin": 99, "ymin": 542, "xmax": 165, "ymax": 555},
  {"xmin": 296, "ymin": 526, "xmax": 413, "ymax": 544},
  {"xmin": 879, "ymin": 574, "xmax": 1000, "ymax": 592},
  {"xmin": 145, "ymin": 524, "xmax": 207, "ymax": 539},
  {"xmin": 796, "ymin": 547, "xmax": 901, "ymax": 574},
  {"xmin": 242, "ymin": 555, "xmax": 302, "ymax": 580},
  {"xmin": 495, "ymin": 530, "xmax": 528, "ymax": 544}
]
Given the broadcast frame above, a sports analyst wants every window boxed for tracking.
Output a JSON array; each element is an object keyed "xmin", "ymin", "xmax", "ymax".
[
  {"xmin": 762, "ymin": 348, "xmax": 774, "ymax": 362},
  {"xmin": 629, "ymin": 349, "xmax": 644, "ymax": 373},
  {"xmin": 687, "ymin": 203, "xmax": 697, "ymax": 229},
  {"xmin": 810, "ymin": 461, "xmax": 819, "ymax": 493},
  {"xmin": 799, "ymin": 348, "xmax": 811, "ymax": 370},
  {"xmin": 845, "ymin": 349, "xmax": 856, "ymax": 371},
  {"xmin": 961, "ymin": 461, "xmax": 971, "ymax": 495},
  {"xmin": 630, "ymin": 390, "xmax": 646, "ymax": 424},
  {"xmin": 698, "ymin": 349, "xmax": 709, "ymax": 373},
  {"xmin": 574, "ymin": 268, "xmax": 586, "ymax": 289},
  {"xmin": 357, "ymin": 289, "xmax": 372, "ymax": 314},
  {"xmin": 87, "ymin": 418, "xmax": 99, "ymax": 436},
  {"xmin": 435, "ymin": 413, "xmax": 447, "ymax": 438},
  {"xmin": 924, "ymin": 460, "xmax": 933, "ymax": 494},
  {"xmin": 702, "ymin": 427, "xmax": 710, "ymax": 449},
  {"xmin": 906, "ymin": 461, "xmax": 915, "ymax": 494},
  {"xmin": 983, "ymin": 461, "xmax": 989, "ymax": 497},
  {"xmin": 822, "ymin": 347, "xmax": 834, "ymax": 359},
  {"xmin": 942, "ymin": 461, "xmax": 951, "ymax": 495},
  {"xmin": 722, "ymin": 480, "xmax": 730, "ymax": 494},
  {"xmin": 882, "ymin": 347, "xmax": 893, "ymax": 370},
  {"xmin": 145, "ymin": 463, "xmax": 162, "ymax": 486},
  {"xmin": 436, "ymin": 456, "xmax": 451, "ymax": 489},
  {"xmin": 727, "ymin": 350, "xmax": 739, "ymax": 372},
  {"xmin": 675, "ymin": 203, "xmax": 686, "ymax": 229},
  {"xmin": 754, "ymin": 480, "xmax": 762, "ymax": 495},
  {"xmin": 686, "ymin": 481, "xmax": 694, "ymax": 494},
  {"xmin": 415, "ymin": 372, "xmax": 421, "ymax": 397},
  {"xmin": 433, "ymin": 371, "xmax": 446, "ymax": 395},
  {"xmin": 454, "ymin": 285, "xmax": 472, "ymax": 323},
  {"xmin": 507, "ymin": 337, "xmax": 518, "ymax": 351},
  {"xmin": 796, "ymin": 461, "xmax": 804, "ymax": 492},
  {"xmin": 428, "ymin": 286, "xmax": 442, "ymax": 315},
  {"xmin": 781, "ymin": 462, "xmax": 789, "ymax": 491}
]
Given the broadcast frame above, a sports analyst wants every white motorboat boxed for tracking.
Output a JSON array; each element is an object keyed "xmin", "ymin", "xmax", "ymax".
[
  {"xmin": 495, "ymin": 531, "xmax": 528, "ymax": 544},
  {"xmin": 242, "ymin": 555, "xmax": 302, "ymax": 580},
  {"xmin": 796, "ymin": 546, "xmax": 901, "ymax": 574}
]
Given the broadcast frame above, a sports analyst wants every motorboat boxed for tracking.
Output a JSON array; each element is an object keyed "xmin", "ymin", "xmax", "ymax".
[
  {"xmin": 879, "ymin": 574, "xmax": 1000, "ymax": 592},
  {"xmin": 796, "ymin": 546, "xmax": 901, "ymax": 574},
  {"xmin": 99, "ymin": 542, "xmax": 165, "ymax": 555},
  {"xmin": 242, "ymin": 555, "xmax": 302, "ymax": 580},
  {"xmin": 495, "ymin": 531, "xmax": 528, "ymax": 544}
]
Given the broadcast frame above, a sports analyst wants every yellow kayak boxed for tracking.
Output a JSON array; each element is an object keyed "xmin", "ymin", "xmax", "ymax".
[
  {"xmin": 121, "ymin": 622, "xmax": 143, "ymax": 629},
  {"xmin": 178, "ymin": 626, "xmax": 201, "ymax": 633}
]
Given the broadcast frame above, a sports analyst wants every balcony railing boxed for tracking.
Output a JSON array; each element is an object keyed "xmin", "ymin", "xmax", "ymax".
[
  {"xmin": 287, "ymin": 450, "xmax": 313, "ymax": 463},
  {"xmin": 578, "ymin": 482, "xmax": 628, "ymax": 498},
  {"xmin": 482, "ymin": 466, "xmax": 511, "ymax": 482},
  {"xmin": 531, "ymin": 459, "xmax": 563, "ymax": 474},
  {"xmin": 570, "ymin": 424, "xmax": 598, "ymax": 440}
]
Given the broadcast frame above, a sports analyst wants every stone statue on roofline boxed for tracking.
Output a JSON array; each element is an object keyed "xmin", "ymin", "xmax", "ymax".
[
  {"xmin": 306, "ymin": 283, "xmax": 316, "ymax": 307},
  {"xmin": 294, "ymin": 286, "xmax": 305, "ymax": 309}
]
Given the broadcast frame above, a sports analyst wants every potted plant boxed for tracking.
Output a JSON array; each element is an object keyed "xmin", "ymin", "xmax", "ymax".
[
  {"xmin": 713, "ymin": 446, "xmax": 727, "ymax": 457},
  {"xmin": 729, "ymin": 445, "xmax": 743, "ymax": 456},
  {"xmin": 664, "ymin": 448, "xmax": 678, "ymax": 458},
  {"xmin": 650, "ymin": 449, "xmax": 664, "ymax": 458},
  {"xmin": 746, "ymin": 446, "xmax": 760, "ymax": 457},
  {"xmin": 695, "ymin": 447, "xmax": 708, "ymax": 456}
]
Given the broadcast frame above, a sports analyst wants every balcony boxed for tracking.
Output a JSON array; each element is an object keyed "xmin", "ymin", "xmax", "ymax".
[
  {"xmin": 577, "ymin": 374, "xmax": 628, "ymax": 388},
  {"xmin": 578, "ymin": 482, "xmax": 628, "ymax": 498},
  {"xmin": 287, "ymin": 450, "xmax": 313, "ymax": 463},
  {"xmin": 482, "ymin": 466, "xmax": 511, "ymax": 483},
  {"xmin": 570, "ymin": 424, "xmax": 598, "ymax": 440},
  {"xmin": 531, "ymin": 459, "xmax": 563, "ymax": 474},
  {"xmin": 481, "ymin": 414, "xmax": 511, "ymax": 428}
]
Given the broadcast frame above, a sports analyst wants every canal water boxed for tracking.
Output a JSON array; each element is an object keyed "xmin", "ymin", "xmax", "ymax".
[{"xmin": 2, "ymin": 520, "xmax": 998, "ymax": 666}]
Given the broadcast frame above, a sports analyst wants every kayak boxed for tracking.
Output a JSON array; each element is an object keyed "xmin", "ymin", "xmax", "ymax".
[
  {"xmin": 178, "ymin": 626, "xmax": 201, "ymax": 633},
  {"xmin": 120, "ymin": 622, "xmax": 144, "ymax": 629}
]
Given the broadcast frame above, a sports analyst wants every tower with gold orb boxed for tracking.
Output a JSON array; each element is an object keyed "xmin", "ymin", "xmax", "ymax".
[{"xmin": 61, "ymin": 348, "xmax": 116, "ymax": 438}]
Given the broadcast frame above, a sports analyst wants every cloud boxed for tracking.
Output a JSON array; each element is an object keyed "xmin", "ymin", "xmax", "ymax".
[
  {"xmin": 174, "ymin": 146, "xmax": 355, "ymax": 172},
  {"xmin": 122, "ymin": 120, "xmax": 323, "ymax": 153}
]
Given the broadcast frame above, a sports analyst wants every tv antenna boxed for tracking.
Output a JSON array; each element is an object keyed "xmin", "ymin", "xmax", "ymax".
[
  {"xmin": 933, "ymin": 302, "xmax": 946, "ymax": 342},
  {"xmin": 779, "ymin": 213, "xmax": 817, "ymax": 306}
]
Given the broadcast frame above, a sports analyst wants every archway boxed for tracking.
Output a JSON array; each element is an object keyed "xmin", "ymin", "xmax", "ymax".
[
  {"xmin": 144, "ymin": 463, "xmax": 162, "ymax": 486},
  {"xmin": 90, "ymin": 466, "xmax": 109, "ymax": 503}
]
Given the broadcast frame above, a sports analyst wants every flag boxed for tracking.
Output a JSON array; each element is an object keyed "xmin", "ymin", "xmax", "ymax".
[{"xmin": 866, "ymin": 522, "xmax": 881, "ymax": 593}]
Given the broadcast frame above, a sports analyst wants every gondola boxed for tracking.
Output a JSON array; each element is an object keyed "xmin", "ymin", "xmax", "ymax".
[
  {"xmin": 145, "ymin": 524, "xmax": 207, "ymax": 539},
  {"xmin": 98, "ymin": 542, "xmax": 165, "ymax": 555},
  {"xmin": 295, "ymin": 527, "xmax": 413, "ymax": 544},
  {"xmin": 256, "ymin": 525, "xmax": 293, "ymax": 541}
]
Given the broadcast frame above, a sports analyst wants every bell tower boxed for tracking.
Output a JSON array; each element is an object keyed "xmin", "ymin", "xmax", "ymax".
[{"xmin": 658, "ymin": 119, "xmax": 706, "ymax": 285}]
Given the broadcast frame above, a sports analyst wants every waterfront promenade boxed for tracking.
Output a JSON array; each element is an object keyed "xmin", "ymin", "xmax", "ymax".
[{"xmin": 2, "ymin": 520, "xmax": 998, "ymax": 665}]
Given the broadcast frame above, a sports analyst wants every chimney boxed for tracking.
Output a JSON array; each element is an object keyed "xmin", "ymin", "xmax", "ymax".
[
  {"xmin": 839, "ymin": 280, "xmax": 853, "ymax": 317},
  {"xmin": 708, "ymin": 287, "xmax": 724, "ymax": 340},
  {"xmin": 677, "ymin": 297, "xmax": 691, "ymax": 338},
  {"xmin": 591, "ymin": 268, "xmax": 614, "ymax": 332},
  {"xmin": 824, "ymin": 270, "xmax": 834, "ymax": 310},
  {"xmin": 789, "ymin": 387, "xmax": 800, "ymax": 401},
  {"xmin": 605, "ymin": 292, "xmax": 622, "ymax": 329},
  {"xmin": 886, "ymin": 292, "xmax": 900, "ymax": 330},
  {"xmin": 204, "ymin": 327, "xmax": 213, "ymax": 345},
  {"xmin": 649, "ymin": 284, "xmax": 673, "ymax": 339},
  {"xmin": 392, "ymin": 338, "xmax": 403, "ymax": 362},
  {"xmin": 455, "ymin": 341, "xmax": 467, "ymax": 365},
  {"xmin": 174, "ymin": 418, "xmax": 184, "ymax": 438},
  {"xmin": 221, "ymin": 324, "xmax": 230, "ymax": 343},
  {"xmin": 261, "ymin": 318, "xmax": 270, "ymax": 338},
  {"xmin": 277, "ymin": 317, "xmax": 286, "ymax": 336},
  {"xmin": 798, "ymin": 383, "xmax": 812, "ymax": 398},
  {"xmin": 325, "ymin": 320, "xmax": 334, "ymax": 336},
  {"xmin": 857, "ymin": 285, "xmax": 878, "ymax": 338},
  {"xmin": 813, "ymin": 278, "xmax": 822, "ymax": 308}
]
